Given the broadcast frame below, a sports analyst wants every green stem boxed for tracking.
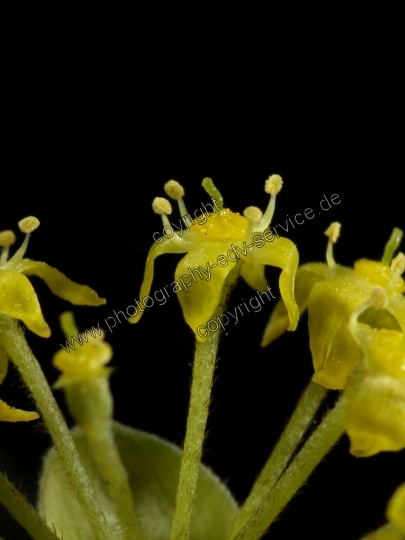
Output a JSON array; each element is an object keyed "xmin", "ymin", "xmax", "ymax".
[
  {"xmin": 65, "ymin": 377, "xmax": 144, "ymax": 540},
  {"xmin": 170, "ymin": 329, "xmax": 220, "ymax": 540},
  {"xmin": 0, "ymin": 315, "xmax": 114, "ymax": 540},
  {"xmin": 231, "ymin": 386, "xmax": 355, "ymax": 540},
  {"xmin": 360, "ymin": 524, "xmax": 403, "ymax": 540},
  {"xmin": 0, "ymin": 471, "xmax": 61, "ymax": 540},
  {"xmin": 228, "ymin": 381, "xmax": 327, "ymax": 539}
]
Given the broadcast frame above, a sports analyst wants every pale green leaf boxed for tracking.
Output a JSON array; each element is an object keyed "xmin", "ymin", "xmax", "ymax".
[{"xmin": 38, "ymin": 423, "xmax": 238, "ymax": 540}]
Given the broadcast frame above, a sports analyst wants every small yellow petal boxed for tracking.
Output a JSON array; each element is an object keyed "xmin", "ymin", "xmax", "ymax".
[
  {"xmin": 262, "ymin": 263, "xmax": 328, "ymax": 346},
  {"xmin": 16, "ymin": 260, "xmax": 106, "ymax": 306},
  {"xmin": 175, "ymin": 241, "xmax": 237, "ymax": 340},
  {"xmin": 129, "ymin": 235, "xmax": 195, "ymax": 324},
  {"xmin": 346, "ymin": 375, "xmax": 405, "ymax": 457},
  {"xmin": 0, "ymin": 399, "xmax": 39, "ymax": 422},
  {"xmin": 240, "ymin": 261, "xmax": 268, "ymax": 293},
  {"xmin": 312, "ymin": 322, "xmax": 363, "ymax": 390},
  {"xmin": 243, "ymin": 237, "xmax": 299, "ymax": 332},
  {"xmin": 0, "ymin": 270, "xmax": 50, "ymax": 337}
]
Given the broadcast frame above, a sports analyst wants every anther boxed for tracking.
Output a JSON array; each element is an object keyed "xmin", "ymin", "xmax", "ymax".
[
  {"xmin": 0, "ymin": 230, "xmax": 17, "ymax": 265},
  {"xmin": 164, "ymin": 179, "xmax": 189, "ymax": 222},
  {"xmin": 164, "ymin": 180, "xmax": 185, "ymax": 200},
  {"xmin": 18, "ymin": 216, "xmax": 40, "ymax": 234},
  {"xmin": 324, "ymin": 222, "xmax": 341, "ymax": 244},
  {"xmin": 152, "ymin": 196, "xmax": 174, "ymax": 232},
  {"xmin": 264, "ymin": 174, "xmax": 283, "ymax": 195},
  {"xmin": 152, "ymin": 197, "xmax": 172, "ymax": 215},
  {"xmin": 243, "ymin": 206, "xmax": 263, "ymax": 223},
  {"xmin": 0, "ymin": 230, "xmax": 16, "ymax": 247}
]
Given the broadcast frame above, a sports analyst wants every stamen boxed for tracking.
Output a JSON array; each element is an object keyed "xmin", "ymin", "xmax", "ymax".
[
  {"xmin": 164, "ymin": 179, "xmax": 189, "ymax": 218},
  {"xmin": 0, "ymin": 230, "xmax": 16, "ymax": 265},
  {"xmin": 6, "ymin": 216, "xmax": 41, "ymax": 268},
  {"xmin": 256, "ymin": 174, "xmax": 283, "ymax": 232},
  {"xmin": 152, "ymin": 196, "xmax": 173, "ymax": 230},
  {"xmin": 324, "ymin": 222, "xmax": 341, "ymax": 268}
]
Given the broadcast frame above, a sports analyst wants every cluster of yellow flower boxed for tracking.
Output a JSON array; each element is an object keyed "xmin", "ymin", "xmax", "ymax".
[{"xmin": 0, "ymin": 176, "xmax": 404, "ymax": 538}]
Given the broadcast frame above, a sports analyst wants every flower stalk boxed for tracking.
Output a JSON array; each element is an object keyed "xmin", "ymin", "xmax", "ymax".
[
  {"xmin": 230, "ymin": 374, "xmax": 360, "ymax": 540},
  {"xmin": 170, "ymin": 324, "xmax": 220, "ymax": 540},
  {"xmin": 228, "ymin": 381, "xmax": 328, "ymax": 538},
  {"xmin": 0, "ymin": 471, "xmax": 60, "ymax": 540}
]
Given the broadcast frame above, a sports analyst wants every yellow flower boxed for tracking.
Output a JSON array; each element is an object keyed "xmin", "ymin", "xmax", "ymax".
[
  {"xmin": 53, "ymin": 312, "xmax": 113, "ymax": 388},
  {"xmin": 263, "ymin": 225, "xmax": 405, "ymax": 389},
  {"xmin": 0, "ymin": 216, "xmax": 106, "ymax": 338},
  {"xmin": 129, "ymin": 177, "xmax": 299, "ymax": 340}
]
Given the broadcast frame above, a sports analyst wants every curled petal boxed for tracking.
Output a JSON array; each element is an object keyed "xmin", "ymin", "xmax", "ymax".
[
  {"xmin": 129, "ymin": 234, "xmax": 197, "ymax": 324},
  {"xmin": 242, "ymin": 237, "xmax": 299, "ymax": 332},
  {"xmin": 0, "ymin": 398, "xmax": 39, "ymax": 422},
  {"xmin": 175, "ymin": 241, "xmax": 236, "ymax": 340},
  {"xmin": 17, "ymin": 260, "xmax": 106, "ymax": 306},
  {"xmin": 262, "ymin": 263, "xmax": 328, "ymax": 347},
  {"xmin": 346, "ymin": 375, "xmax": 405, "ymax": 457},
  {"xmin": 0, "ymin": 270, "xmax": 50, "ymax": 337}
]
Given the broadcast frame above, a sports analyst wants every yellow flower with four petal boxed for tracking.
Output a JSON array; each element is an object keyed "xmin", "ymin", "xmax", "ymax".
[
  {"xmin": 129, "ymin": 176, "xmax": 299, "ymax": 340},
  {"xmin": 0, "ymin": 217, "xmax": 106, "ymax": 423}
]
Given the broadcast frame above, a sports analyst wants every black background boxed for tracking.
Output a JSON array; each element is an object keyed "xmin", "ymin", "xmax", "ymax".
[{"xmin": 1, "ymin": 33, "xmax": 404, "ymax": 540}]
